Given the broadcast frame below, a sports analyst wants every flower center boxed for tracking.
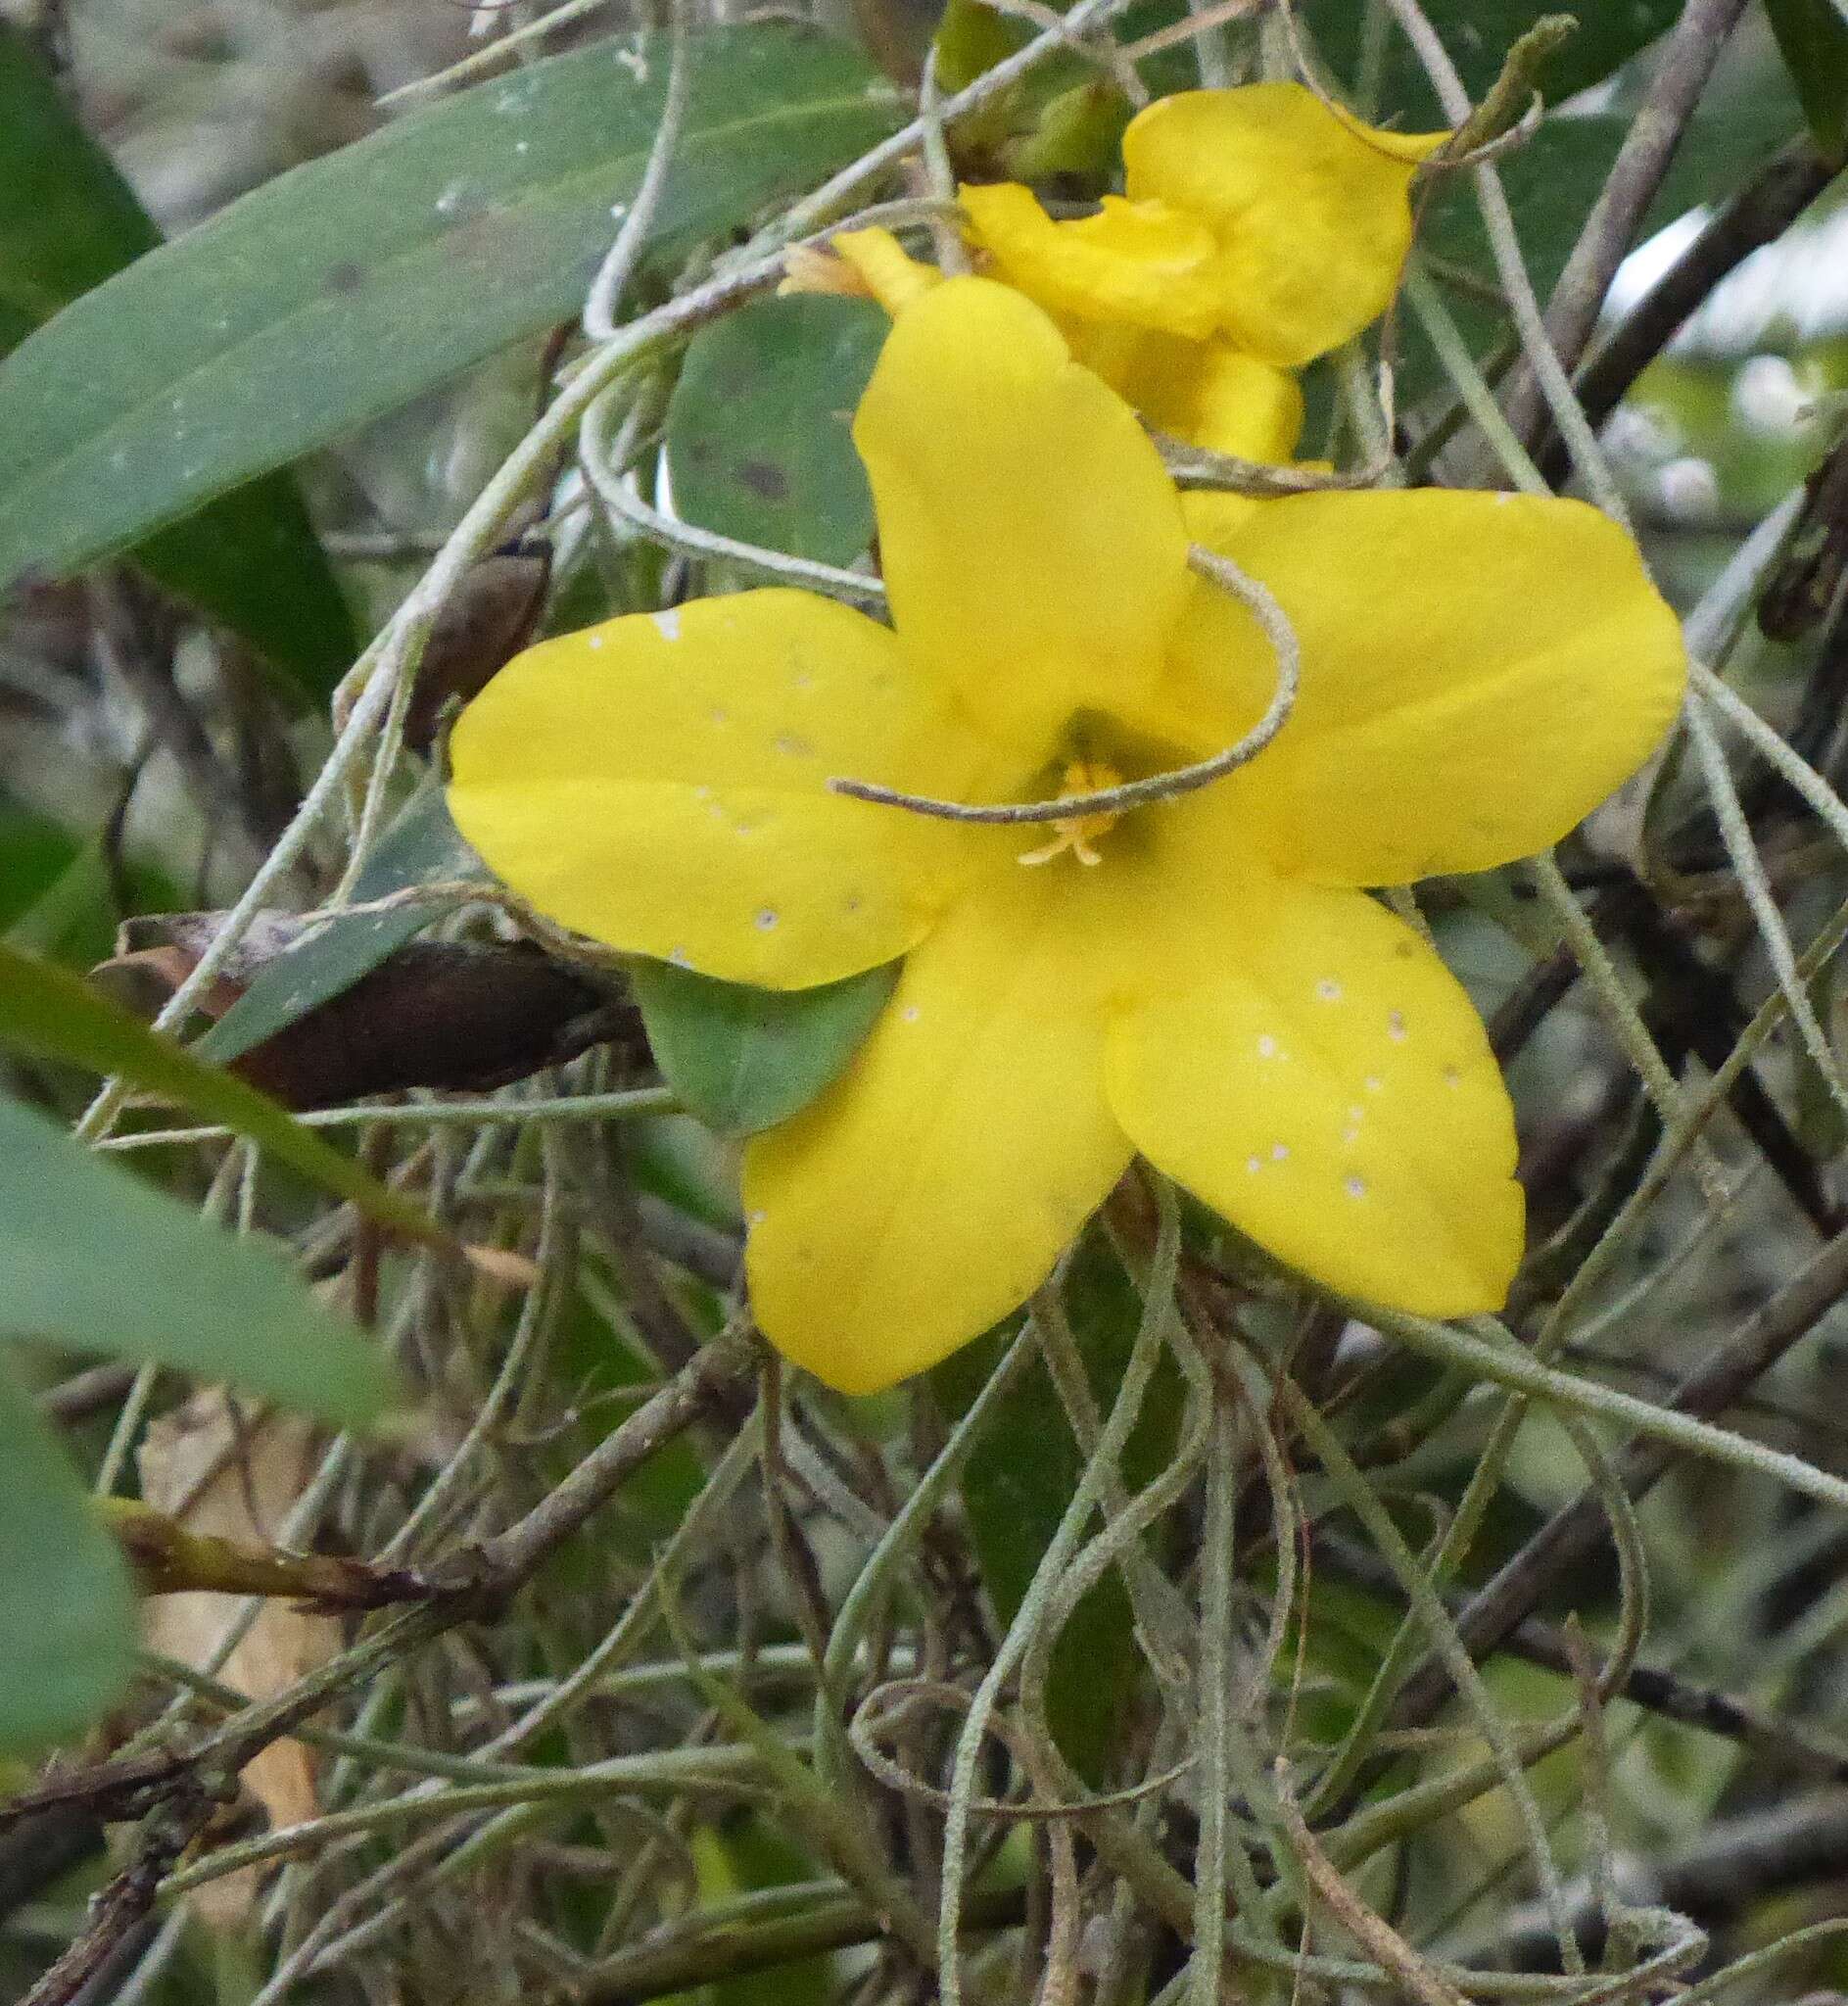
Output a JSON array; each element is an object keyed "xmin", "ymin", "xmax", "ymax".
[{"xmin": 1018, "ymin": 759, "xmax": 1125, "ymax": 868}]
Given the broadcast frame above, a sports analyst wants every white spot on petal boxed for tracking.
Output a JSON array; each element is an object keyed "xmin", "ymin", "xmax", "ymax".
[
  {"xmin": 1246, "ymin": 1156, "xmax": 1263, "ymax": 1173},
  {"xmin": 652, "ymin": 607, "xmax": 682, "ymax": 641},
  {"xmin": 669, "ymin": 946, "xmax": 690, "ymax": 967},
  {"xmin": 1388, "ymin": 1010, "xmax": 1408, "ymax": 1041},
  {"xmin": 754, "ymin": 907, "xmax": 779, "ymax": 931},
  {"xmin": 901, "ymin": 1005, "xmax": 921, "ymax": 1024},
  {"xmin": 1443, "ymin": 1064, "xmax": 1463, "ymax": 1087},
  {"xmin": 1344, "ymin": 1173, "xmax": 1368, "ymax": 1199},
  {"xmin": 747, "ymin": 1208, "xmax": 767, "ymax": 1226},
  {"xmin": 587, "ymin": 632, "xmax": 605, "ymax": 650},
  {"xmin": 1256, "ymin": 1034, "xmax": 1280, "ymax": 1059},
  {"xmin": 1364, "ymin": 1075, "xmax": 1385, "ymax": 1094},
  {"xmin": 1315, "ymin": 978, "xmax": 1342, "ymax": 1002},
  {"xmin": 1271, "ymin": 1141, "xmax": 1289, "ymax": 1161}
]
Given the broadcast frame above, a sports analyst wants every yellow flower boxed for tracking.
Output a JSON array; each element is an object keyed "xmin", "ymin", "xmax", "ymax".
[
  {"xmin": 812, "ymin": 83, "xmax": 1442, "ymax": 462},
  {"xmin": 449, "ymin": 279, "xmax": 1685, "ymax": 1396}
]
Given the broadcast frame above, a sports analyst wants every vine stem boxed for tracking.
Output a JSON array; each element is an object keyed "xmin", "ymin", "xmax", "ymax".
[{"xmin": 830, "ymin": 546, "xmax": 1300, "ymax": 826}]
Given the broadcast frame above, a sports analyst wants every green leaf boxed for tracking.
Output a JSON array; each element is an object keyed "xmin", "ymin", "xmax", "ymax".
[
  {"xmin": 0, "ymin": 937, "xmax": 448, "ymax": 1246},
  {"xmin": 0, "ymin": 796, "xmax": 79, "ymax": 933},
  {"xmin": 630, "ymin": 957, "xmax": 896, "ymax": 1136},
  {"xmin": 0, "ymin": 1354, "xmax": 134, "ymax": 1755},
  {"xmin": 0, "ymin": 1094, "xmax": 395, "ymax": 1425},
  {"xmin": 198, "ymin": 786, "xmax": 483, "ymax": 1068},
  {"xmin": 929, "ymin": 1236, "xmax": 1185, "ymax": 1783},
  {"xmin": 665, "ymin": 295, "xmax": 886, "ymax": 567},
  {"xmin": 1304, "ymin": 1, "xmax": 1681, "ymax": 119},
  {"xmin": 0, "ymin": 25, "xmax": 901, "ymax": 603},
  {"xmin": 0, "ymin": 22, "xmax": 354, "ymax": 695},
  {"xmin": 1766, "ymin": 0, "xmax": 1848, "ymax": 160},
  {"xmin": 1409, "ymin": 83, "xmax": 1805, "ymax": 408}
]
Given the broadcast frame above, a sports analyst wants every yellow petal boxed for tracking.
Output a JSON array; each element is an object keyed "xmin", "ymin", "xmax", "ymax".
[
  {"xmin": 853, "ymin": 276, "xmax": 1194, "ymax": 759},
  {"xmin": 448, "ymin": 590, "xmax": 999, "ymax": 988},
  {"xmin": 1100, "ymin": 330, "xmax": 1303, "ymax": 460},
  {"xmin": 743, "ymin": 860, "xmax": 1134, "ymax": 1392},
  {"xmin": 1177, "ymin": 489, "xmax": 1687, "ymax": 885},
  {"xmin": 1107, "ymin": 874, "xmax": 1521, "ymax": 1315},
  {"xmin": 1124, "ymin": 83, "xmax": 1444, "ymax": 367},
  {"xmin": 959, "ymin": 183, "xmax": 1222, "ymax": 338},
  {"xmin": 829, "ymin": 227, "xmax": 944, "ymax": 316}
]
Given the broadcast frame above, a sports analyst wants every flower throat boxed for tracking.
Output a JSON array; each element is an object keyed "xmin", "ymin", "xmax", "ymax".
[{"xmin": 1019, "ymin": 758, "xmax": 1125, "ymax": 868}]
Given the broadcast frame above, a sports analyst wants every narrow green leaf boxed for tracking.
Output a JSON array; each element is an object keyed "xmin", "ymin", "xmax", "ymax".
[
  {"xmin": 929, "ymin": 1236, "xmax": 1185, "ymax": 1782},
  {"xmin": 0, "ymin": 1095, "xmax": 395, "ymax": 1426},
  {"xmin": 0, "ymin": 22, "xmax": 354, "ymax": 694},
  {"xmin": 665, "ymin": 295, "xmax": 886, "ymax": 566},
  {"xmin": 0, "ymin": 938, "xmax": 445, "ymax": 1245},
  {"xmin": 630, "ymin": 958, "xmax": 895, "ymax": 1136},
  {"xmin": 0, "ymin": 25, "xmax": 901, "ymax": 597},
  {"xmin": 198, "ymin": 786, "xmax": 483, "ymax": 1068},
  {"xmin": 1766, "ymin": 0, "xmax": 1848, "ymax": 161},
  {"xmin": 0, "ymin": 1355, "xmax": 134, "ymax": 1755}
]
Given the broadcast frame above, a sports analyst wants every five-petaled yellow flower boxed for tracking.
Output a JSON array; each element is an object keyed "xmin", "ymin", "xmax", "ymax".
[
  {"xmin": 956, "ymin": 80, "xmax": 1445, "ymax": 459},
  {"xmin": 449, "ymin": 278, "xmax": 1685, "ymax": 1396}
]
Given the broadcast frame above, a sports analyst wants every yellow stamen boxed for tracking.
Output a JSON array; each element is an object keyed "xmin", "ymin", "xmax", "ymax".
[
  {"xmin": 1019, "ymin": 759, "xmax": 1124, "ymax": 868},
  {"xmin": 778, "ymin": 245, "xmax": 876, "ymax": 300}
]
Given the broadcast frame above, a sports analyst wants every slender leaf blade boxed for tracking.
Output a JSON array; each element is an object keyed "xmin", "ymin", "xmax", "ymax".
[
  {"xmin": 0, "ymin": 21, "xmax": 354, "ymax": 693},
  {"xmin": 198, "ymin": 787, "xmax": 483, "ymax": 1068},
  {"xmin": 0, "ymin": 1356, "xmax": 135, "ymax": 1754},
  {"xmin": 0, "ymin": 1095, "xmax": 395, "ymax": 1425},
  {"xmin": 0, "ymin": 939, "xmax": 445, "ymax": 1244},
  {"xmin": 0, "ymin": 24, "xmax": 902, "ymax": 596}
]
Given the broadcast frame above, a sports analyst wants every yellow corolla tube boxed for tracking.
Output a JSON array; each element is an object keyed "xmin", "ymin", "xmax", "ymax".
[{"xmin": 449, "ymin": 278, "xmax": 1685, "ymax": 1396}]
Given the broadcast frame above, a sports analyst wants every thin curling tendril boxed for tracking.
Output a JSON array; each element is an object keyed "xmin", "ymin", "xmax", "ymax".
[{"xmin": 827, "ymin": 544, "xmax": 1301, "ymax": 826}]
